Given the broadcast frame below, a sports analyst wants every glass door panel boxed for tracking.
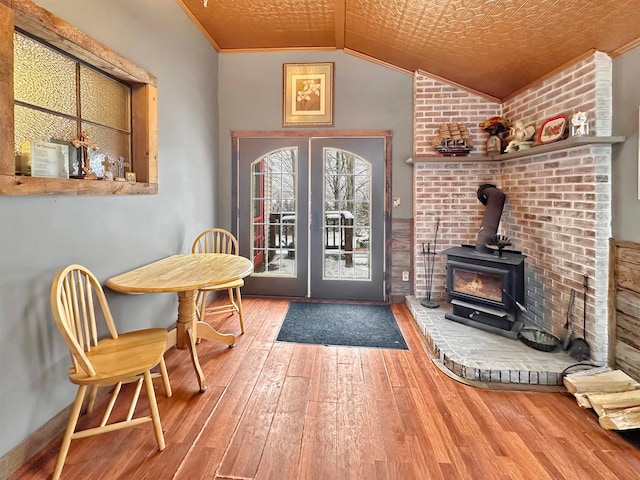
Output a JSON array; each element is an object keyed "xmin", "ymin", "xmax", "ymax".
[
  {"xmin": 322, "ymin": 148, "xmax": 371, "ymax": 281},
  {"xmin": 310, "ymin": 137, "xmax": 385, "ymax": 301},
  {"xmin": 238, "ymin": 137, "xmax": 309, "ymax": 297},
  {"xmin": 250, "ymin": 149, "xmax": 297, "ymax": 277}
]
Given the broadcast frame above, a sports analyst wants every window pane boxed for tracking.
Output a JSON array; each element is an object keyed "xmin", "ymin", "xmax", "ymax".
[
  {"xmin": 323, "ymin": 148, "xmax": 371, "ymax": 281},
  {"xmin": 80, "ymin": 65, "xmax": 130, "ymax": 131},
  {"xmin": 251, "ymin": 148, "xmax": 297, "ymax": 277},
  {"xmin": 13, "ymin": 32, "xmax": 76, "ymax": 115},
  {"xmin": 14, "ymin": 105, "xmax": 77, "ymax": 174},
  {"xmin": 81, "ymin": 123, "xmax": 131, "ymax": 177}
]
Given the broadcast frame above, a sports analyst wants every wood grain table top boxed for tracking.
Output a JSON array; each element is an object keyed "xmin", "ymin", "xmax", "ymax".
[{"xmin": 105, "ymin": 254, "xmax": 253, "ymax": 294}]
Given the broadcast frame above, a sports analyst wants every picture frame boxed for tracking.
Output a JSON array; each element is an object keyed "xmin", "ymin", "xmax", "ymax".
[
  {"xmin": 283, "ymin": 62, "xmax": 333, "ymax": 127},
  {"xmin": 125, "ymin": 171, "xmax": 136, "ymax": 183}
]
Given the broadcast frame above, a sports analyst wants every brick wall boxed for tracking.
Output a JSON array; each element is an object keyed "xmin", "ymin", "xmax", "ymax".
[
  {"xmin": 412, "ymin": 52, "xmax": 612, "ymax": 363},
  {"xmin": 413, "ymin": 72, "xmax": 501, "ymax": 156}
]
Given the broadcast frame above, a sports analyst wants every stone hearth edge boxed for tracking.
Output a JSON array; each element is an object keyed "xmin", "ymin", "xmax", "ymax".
[{"xmin": 406, "ymin": 296, "xmax": 583, "ymax": 387}]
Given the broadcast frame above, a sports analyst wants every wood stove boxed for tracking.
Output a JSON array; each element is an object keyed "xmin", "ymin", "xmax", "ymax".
[{"xmin": 444, "ymin": 245, "xmax": 526, "ymax": 339}]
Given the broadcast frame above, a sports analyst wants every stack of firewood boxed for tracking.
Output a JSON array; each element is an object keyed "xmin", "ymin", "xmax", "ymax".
[{"xmin": 564, "ymin": 367, "xmax": 640, "ymax": 430}]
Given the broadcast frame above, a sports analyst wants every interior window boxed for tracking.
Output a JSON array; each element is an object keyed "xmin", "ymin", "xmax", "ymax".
[{"xmin": 13, "ymin": 31, "xmax": 132, "ymax": 179}]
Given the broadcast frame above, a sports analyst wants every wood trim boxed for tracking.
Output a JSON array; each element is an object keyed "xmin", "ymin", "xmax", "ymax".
[
  {"xmin": 232, "ymin": 129, "xmax": 392, "ymax": 138},
  {"xmin": 344, "ymin": 48, "xmax": 412, "ymax": 76},
  {"xmin": 0, "ymin": 3, "xmax": 14, "ymax": 177},
  {"xmin": 384, "ymin": 133, "xmax": 392, "ymax": 303},
  {"xmin": 0, "ymin": 175, "xmax": 158, "ymax": 195},
  {"xmin": 609, "ymin": 38, "xmax": 640, "ymax": 58},
  {"xmin": 219, "ymin": 46, "xmax": 336, "ymax": 54},
  {"xmin": 609, "ymin": 237, "xmax": 617, "ymax": 368},
  {"xmin": 3, "ymin": 0, "xmax": 157, "ymax": 85},
  {"xmin": 334, "ymin": 0, "xmax": 345, "ymax": 50},
  {"xmin": 132, "ymin": 84, "xmax": 158, "ymax": 184}
]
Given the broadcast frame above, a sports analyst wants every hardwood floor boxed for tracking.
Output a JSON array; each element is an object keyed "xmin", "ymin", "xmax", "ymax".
[{"xmin": 10, "ymin": 298, "xmax": 640, "ymax": 479}]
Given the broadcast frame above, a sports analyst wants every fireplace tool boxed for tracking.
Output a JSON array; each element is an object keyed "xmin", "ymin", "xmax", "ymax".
[
  {"xmin": 568, "ymin": 274, "xmax": 591, "ymax": 361},
  {"xmin": 562, "ymin": 288, "xmax": 576, "ymax": 352},
  {"xmin": 505, "ymin": 288, "xmax": 561, "ymax": 352},
  {"xmin": 421, "ymin": 219, "xmax": 440, "ymax": 308}
]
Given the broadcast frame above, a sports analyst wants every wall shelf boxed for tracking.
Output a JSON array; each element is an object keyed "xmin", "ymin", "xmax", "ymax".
[
  {"xmin": 494, "ymin": 135, "xmax": 626, "ymax": 160},
  {"xmin": 0, "ymin": 175, "xmax": 157, "ymax": 195},
  {"xmin": 411, "ymin": 136, "xmax": 626, "ymax": 164}
]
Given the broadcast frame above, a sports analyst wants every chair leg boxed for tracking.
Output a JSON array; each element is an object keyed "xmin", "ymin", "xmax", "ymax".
[
  {"xmin": 235, "ymin": 287, "xmax": 245, "ymax": 334},
  {"xmin": 144, "ymin": 370, "xmax": 165, "ymax": 450},
  {"xmin": 52, "ymin": 385, "xmax": 87, "ymax": 480},
  {"xmin": 85, "ymin": 385, "xmax": 99, "ymax": 413},
  {"xmin": 158, "ymin": 356, "xmax": 172, "ymax": 397}
]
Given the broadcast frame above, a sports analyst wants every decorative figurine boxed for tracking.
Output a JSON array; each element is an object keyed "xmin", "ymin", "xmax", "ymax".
[
  {"xmin": 571, "ymin": 111, "xmax": 589, "ymax": 136},
  {"xmin": 504, "ymin": 121, "xmax": 536, "ymax": 153},
  {"xmin": 115, "ymin": 156, "xmax": 129, "ymax": 180},
  {"xmin": 70, "ymin": 131, "xmax": 98, "ymax": 179},
  {"xmin": 102, "ymin": 156, "xmax": 115, "ymax": 180}
]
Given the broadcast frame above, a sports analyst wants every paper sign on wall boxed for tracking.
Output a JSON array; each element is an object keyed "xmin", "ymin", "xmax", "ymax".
[{"xmin": 21, "ymin": 140, "xmax": 70, "ymax": 178}]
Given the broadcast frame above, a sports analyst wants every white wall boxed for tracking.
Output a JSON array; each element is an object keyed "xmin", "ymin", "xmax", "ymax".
[
  {"xmin": 217, "ymin": 50, "xmax": 415, "ymax": 226},
  {"xmin": 612, "ymin": 45, "xmax": 640, "ymax": 241},
  {"xmin": 0, "ymin": 0, "xmax": 218, "ymax": 459}
]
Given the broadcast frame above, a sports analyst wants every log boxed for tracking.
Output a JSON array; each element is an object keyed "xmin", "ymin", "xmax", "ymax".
[
  {"xmin": 599, "ymin": 406, "xmax": 640, "ymax": 430},
  {"xmin": 563, "ymin": 369, "xmax": 640, "ymax": 395},
  {"xmin": 586, "ymin": 390, "xmax": 640, "ymax": 417}
]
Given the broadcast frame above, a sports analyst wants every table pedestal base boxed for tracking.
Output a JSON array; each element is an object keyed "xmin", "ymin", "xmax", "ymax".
[{"xmin": 175, "ymin": 290, "xmax": 237, "ymax": 392}]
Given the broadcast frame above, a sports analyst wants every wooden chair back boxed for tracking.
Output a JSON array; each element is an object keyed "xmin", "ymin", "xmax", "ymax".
[
  {"xmin": 192, "ymin": 228, "xmax": 239, "ymax": 255},
  {"xmin": 50, "ymin": 264, "xmax": 119, "ymax": 378}
]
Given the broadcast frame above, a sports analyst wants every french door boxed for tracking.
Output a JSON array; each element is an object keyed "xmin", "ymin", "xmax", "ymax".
[{"xmin": 233, "ymin": 132, "xmax": 390, "ymax": 301}]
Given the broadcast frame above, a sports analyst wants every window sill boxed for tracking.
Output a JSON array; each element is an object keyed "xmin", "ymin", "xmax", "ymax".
[{"xmin": 0, "ymin": 175, "xmax": 157, "ymax": 195}]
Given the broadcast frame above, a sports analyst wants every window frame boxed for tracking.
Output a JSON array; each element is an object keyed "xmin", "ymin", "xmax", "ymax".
[{"xmin": 0, "ymin": 0, "xmax": 158, "ymax": 195}]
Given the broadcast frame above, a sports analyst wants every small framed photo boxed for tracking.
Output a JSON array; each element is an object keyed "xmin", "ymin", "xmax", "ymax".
[
  {"xmin": 486, "ymin": 135, "xmax": 502, "ymax": 153},
  {"xmin": 125, "ymin": 172, "xmax": 136, "ymax": 183},
  {"xmin": 283, "ymin": 62, "xmax": 334, "ymax": 127}
]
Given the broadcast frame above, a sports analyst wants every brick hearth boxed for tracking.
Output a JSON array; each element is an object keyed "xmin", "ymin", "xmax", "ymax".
[{"xmin": 407, "ymin": 297, "xmax": 578, "ymax": 386}]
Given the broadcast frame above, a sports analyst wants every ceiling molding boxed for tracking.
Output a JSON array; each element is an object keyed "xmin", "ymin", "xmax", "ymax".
[
  {"xmin": 344, "ymin": 48, "xmax": 411, "ymax": 76},
  {"xmin": 609, "ymin": 38, "xmax": 640, "ymax": 58},
  {"xmin": 219, "ymin": 46, "xmax": 337, "ymax": 54}
]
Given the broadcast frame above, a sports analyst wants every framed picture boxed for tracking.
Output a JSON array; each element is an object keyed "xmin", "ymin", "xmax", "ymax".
[{"xmin": 283, "ymin": 62, "xmax": 334, "ymax": 127}]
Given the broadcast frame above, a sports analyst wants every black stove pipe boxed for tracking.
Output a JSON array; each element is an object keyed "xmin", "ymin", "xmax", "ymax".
[{"xmin": 475, "ymin": 184, "xmax": 506, "ymax": 254}]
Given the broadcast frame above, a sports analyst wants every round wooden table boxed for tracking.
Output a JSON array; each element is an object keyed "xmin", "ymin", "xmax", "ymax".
[{"xmin": 106, "ymin": 253, "xmax": 253, "ymax": 392}]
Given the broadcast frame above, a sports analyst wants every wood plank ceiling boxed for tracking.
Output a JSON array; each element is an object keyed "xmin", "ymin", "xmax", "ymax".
[{"xmin": 178, "ymin": 0, "xmax": 640, "ymax": 100}]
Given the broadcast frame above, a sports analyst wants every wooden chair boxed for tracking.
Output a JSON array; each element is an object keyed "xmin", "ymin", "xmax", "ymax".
[
  {"xmin": 49, "ymin": 264, "xmax": 172, "ymax": 480},
  {"xmin": 192, "ymin": 228, "xmax": 245, "ymax": 333}
]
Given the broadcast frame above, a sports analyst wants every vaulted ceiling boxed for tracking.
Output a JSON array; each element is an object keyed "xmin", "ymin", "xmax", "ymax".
[{"xmin": 177, "ymin": 0, "xmax": 640, "ymax": 100}]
